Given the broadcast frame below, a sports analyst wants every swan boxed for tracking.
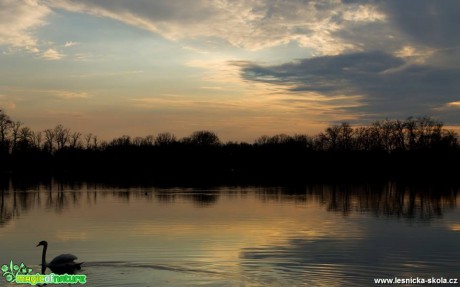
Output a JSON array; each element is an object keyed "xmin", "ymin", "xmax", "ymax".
[{"xmin": 36, "ymin": 241, "xmax": 83, "ymax": 274}]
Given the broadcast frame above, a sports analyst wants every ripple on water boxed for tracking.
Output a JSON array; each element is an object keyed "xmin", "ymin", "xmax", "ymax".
[{"xmin": 79, "ymin": 261, "xmax": 258, "ymax": 287}]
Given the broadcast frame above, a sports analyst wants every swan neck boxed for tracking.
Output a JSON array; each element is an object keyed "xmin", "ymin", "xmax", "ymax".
[{"xmin": 41, "ymin": 244, "xmax": 47, "ymax": 274}]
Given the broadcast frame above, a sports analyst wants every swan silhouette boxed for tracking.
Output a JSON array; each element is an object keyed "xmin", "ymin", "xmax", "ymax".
[{"xmin": 37, "ymin": 241, "xmax": 83, "ymax": 274}]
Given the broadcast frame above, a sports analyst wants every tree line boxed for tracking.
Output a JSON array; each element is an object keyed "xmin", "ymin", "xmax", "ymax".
[{"xmin": 0, "ymin": 109, "xmax": 458, "ymax": 182}]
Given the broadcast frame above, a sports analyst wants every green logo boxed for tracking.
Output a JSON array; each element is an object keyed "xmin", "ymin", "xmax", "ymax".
[
  {"xmin": 1, "ymin": 260, "xmax": 86, "ymax": 285},
  {"xmin": 1, "ymin": 260, "xmax": 33, "ymax": 283}
]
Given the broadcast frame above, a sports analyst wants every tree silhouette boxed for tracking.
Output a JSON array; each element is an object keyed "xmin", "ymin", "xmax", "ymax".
[
  {"xmin": 187, "ymin": 130, "xmax": 221, "ymax": 146},
  {"xmin": 54, "ymin": 124, "xmax": 69, "ymax": 150},
  {"xmin": 155, "ymin": 132, "xmax": 176, "ymax": 146},
  {"xmin": 0, "ymin": 110, "xmax": 12, "ymax": 154},
  {"xmin": 0, "ymin": 108, "xmax": 458, "ymax": 182}
]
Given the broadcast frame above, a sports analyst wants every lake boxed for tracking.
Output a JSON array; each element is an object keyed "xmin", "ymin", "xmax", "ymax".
[{"xmin": 1, "ymin": 180, "xmax": 459, "ymax": 286}]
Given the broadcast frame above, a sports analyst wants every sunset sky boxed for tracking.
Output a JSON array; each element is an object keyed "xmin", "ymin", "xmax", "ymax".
[{"xmin": 1, "ymin": 0, "xmax": 459, "ymax": 142}]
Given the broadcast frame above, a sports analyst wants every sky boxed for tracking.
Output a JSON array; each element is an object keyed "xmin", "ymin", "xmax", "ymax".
[{"xmin": 1, "ymin": 0, "xmax": 460, "ymax": 142}]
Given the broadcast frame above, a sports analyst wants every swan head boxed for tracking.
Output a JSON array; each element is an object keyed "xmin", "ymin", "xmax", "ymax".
[{"xmin": 37, "ymin": 241, "xmax": 48, "ymax": 247}]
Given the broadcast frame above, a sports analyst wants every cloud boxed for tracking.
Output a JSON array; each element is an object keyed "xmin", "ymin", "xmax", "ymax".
[
  {"xmin": 378, "ymin": 0, "xmax": 460, "ymax": 49},
  {"xmin": 3, "ymin": 1, "xmax": 457, "ymax": 63},
  {"xmin": 64, "ymin": 41, "xmax": 78, "ymax": 47},
  {"xmin": 0, "ymin": 94, "xmax": 16, "ymax": 109},
  {"xmin": 447, "ymin": 101, "xmax": 460, "ymax": 108},
  {"xmin": 52, "ymin": 90, "xmax": 90, "ymax": 99},
  {"xmin": 38, "ymin": 1, "xmax": 459, "ymax": 62},
  {"xmin": 1, "ymin": 87, "xmax": 91, "ymax": 100},
  {"xmin": 45, "ymin": 0, "xmax": 386, "ymax": 54},
  {"xmin": 70, "ymin": 70, "xmax": 143, "ymax": 78},
  {"xmin": 0, "ymin": 0, "xmax": 50, "ymax": 50},
  {"xmin": 335, "ymin": 1, "xmax": 460, "ymax": 68},
  {"xmin": 41, "ymin": 48, "xmax": 64, "ymax": 60},
  {"xmin": 240, "ymin": 51, "xmax": 460, "ymax": 121}
]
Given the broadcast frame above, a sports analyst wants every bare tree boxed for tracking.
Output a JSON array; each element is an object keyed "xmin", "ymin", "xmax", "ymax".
[
  {"xmin": 132, "ymin": 136, "xmax": 143, "ymax": 146},
  {"xmin": 255, "ymin": 134, "xmax": 311, "ymax": 148},
  {"xmin": 69, "ymin": 132, "xmax": 82, "ymax": 148},
  {"xmin": 291, "ymin": 134, "xmax": 313, "ymax": 149},
  {"xmin": 404, "ymin": 117, "xmax": 417, "ymax": 150},
  {"xmin": 44, "ymin": 129, "xmax": 55, "ymax": 153},
  {"xmin": 188, "ymin": 130, "xmax": 220, "ymax": 146},
  {"xmin": 255, "ymin": 135, "xmax": 270, "ymax": 145},
  {"xmin": 18, "ymin": 126, "xmax": 32, "ymax": 142},
  {"xmin": 354, "ymin": 127, "xmax": 370, "ymax": 151},
  {"xmin": 313, "ymin": 123, "xmax": 354, "ymax": 151},
  {"xmin": 110, "ymin": 135, "xmax": 131, "ymax": 146},
  {"xmin": 31, "ymin": 131, "xmax": 43, "ymax": 149},
  {"xmin": 142, "ymin": 135, "xmax": 154, "ymax": 146},
  {"xmin": 155, "ymin": 132, "xmax": 176, "ymax": 146},
  {"xmin": 313, "ymin": 132, "xmax": 328, "ymax": 151},
  {"xmin": 10, "ymin": 121, "xmax": 22, "ymax": 152},
  {"xmin": 0, "ymin": 110, "xmax": 12, "ymax": 152},
  {"xmin": 338, "ymin": 122, "xmax": 353, "ymax": 151},
  {"xmin": 440, "ymin": 130, "xmax": 459, "ymax": 148},
  {"xmin": 92, "ymin": 135, "xmax": 98, "ymax": 149},
  {"xmin": 390, "ymin": 120, "xmax": 406, "ymax": 151},
  {"xmin": 85, "ymin": 133, "xmax": 93, "ymax": 149},
  {"xmin": 328, "ymin": 126, "xmax": 341, "ymax": 151},
  {"xmin": 54, "ymin": 124, "xmax": 69, "ymax": 150}
]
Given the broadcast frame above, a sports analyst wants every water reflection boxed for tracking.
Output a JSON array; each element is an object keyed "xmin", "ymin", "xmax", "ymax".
[
  {"xmin": 1, "ymin": 179, "xmax": 459, "ymax": 286},
  {"xmin": 1, "ymin": 180, "xmax": 457, "ymax": 226},
  {"xmin": 255, "ymin": 183, "xmax": 458, "ymax": 220}
]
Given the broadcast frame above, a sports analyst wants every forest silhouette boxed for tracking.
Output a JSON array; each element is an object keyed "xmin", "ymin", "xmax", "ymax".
[{"xmin": 0, "ymin": 109, "xmax": 459, "ymax": 183}]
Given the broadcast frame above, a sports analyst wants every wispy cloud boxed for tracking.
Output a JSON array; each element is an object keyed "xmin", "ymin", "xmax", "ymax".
[
  {"xmin": 64, "ymin": 41, "xmax": 79, "ymax": 47},
  {"xmin": 0, "ymin": 87, "xmax": 91, "ymax": 100},
  {"xmin": 70, "ymin": 70, "xmax": 144, "ymax": 78},
  {"xmin": 45, "ymin": 0, "xmax": 386, "ymax": 55},
  {"xmin": 0, "ymin": 0, "xmax": 50, "ymax": 51},
  {"xmin": 41, "ymin": 48, "xmax": 64, "ymax": 60},
  {"xmin": 51, "ymin": 90, "xmax": 90, "ymax": 99},
  {"xmin": 0, "ymin": 94, "xmax": 16, "ymax": 109},
  {"xmin": 130, "ymin": 95, "xmax": 245, "ymax": 110}
]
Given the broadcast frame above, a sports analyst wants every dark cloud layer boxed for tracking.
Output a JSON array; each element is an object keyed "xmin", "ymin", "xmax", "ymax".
[
  {"xmin": 241, "ymin": 52, "xmax": 460, "ymax": 121},
  {"xmin": 237, "ymin": 0, "xmax": 460, "ymax": 123},
  {"xmin": 380, "ymin": 0, "xmax": 460, "ymax": 48}
]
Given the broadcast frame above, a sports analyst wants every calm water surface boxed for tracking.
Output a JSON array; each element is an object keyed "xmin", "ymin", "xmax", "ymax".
[{"xmin": 1, "ymin": 181, "xmax": 459, "ymax": 286}]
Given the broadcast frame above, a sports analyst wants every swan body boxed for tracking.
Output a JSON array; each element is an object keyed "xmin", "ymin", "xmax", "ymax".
[{"xmin": 37, "ymin": 241, "xmax": 83, "ymax": 274}]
